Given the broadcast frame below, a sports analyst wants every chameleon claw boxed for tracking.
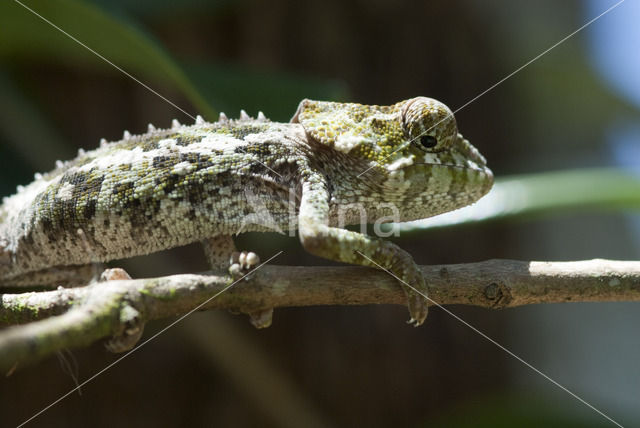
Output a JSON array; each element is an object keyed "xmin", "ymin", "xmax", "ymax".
[
  {"xmin": 229, "ymin": 251, "xmax": 260, "ymax": 279},
  {"xmin": 105, "ymin": 304, "xmax": 145, "ymax": 353},
  {"xmin": 406, "ymin": 317, "xmax": 423, "ymax": 327},
  {"xmin": 229, "ymin": 263, "xmax": 243, "ymax": 278},
  {"xmin": 406, "ymin": 292, "xmax": 428, "ymax": 326},
  {"xmin": 100, "ymin": 267, "xmax": 132, "ymax": 281},
  {"xmin": 242, "ymin": 251, "xmax": 260, "ymax": 268},
  {"xmin": 249, "ymin": 308, "xmax": 273, "ymax": 329}
]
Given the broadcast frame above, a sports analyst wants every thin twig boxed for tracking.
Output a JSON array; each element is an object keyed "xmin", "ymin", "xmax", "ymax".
[{"xmin": 1, "ymin": 259, "xmax": 639, "ymax": 371}]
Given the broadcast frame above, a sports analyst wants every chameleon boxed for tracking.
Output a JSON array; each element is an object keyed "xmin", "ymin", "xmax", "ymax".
[{"xmin": 0, "ymin": 97, "xmax": 493, "ymax": 326}]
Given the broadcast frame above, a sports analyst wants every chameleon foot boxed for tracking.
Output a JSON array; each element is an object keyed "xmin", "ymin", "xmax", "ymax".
[
  {"xmin": 394, "ymin": 262, "xmax": 428, "ymax": 326},
  {"xmin": 229, "ymin": 251, "xmax": 260, "ymax": 279},
  {"xmin": 99, "ymin": 267, "xmax": 132, "ymax": 281},
  {"xmin": 248, "ymin": 308, "xmax": 273, "ymax": 329},
  {"xmin": 99, "ymin": 269, "xmax": 144, "ymax": 352},
  {"xmin": 406, "ymin": 293, "xmax": 428, "ymax": 326},
  {"xmin": 105, "ymin": 304, "xmax": 145, "ymax": 353}
]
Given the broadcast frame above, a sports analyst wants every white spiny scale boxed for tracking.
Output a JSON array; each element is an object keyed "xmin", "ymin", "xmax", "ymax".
[
  {"xmin": 55, "ymin": 160, "xmax": 64, "ymax": 169},
  {"xmin": 219, "ymin": 112, "xmax": 229, "ymax": 123},
  {"xmin": 123, "ymin": 130, "xmax": 132, "ymax": 139},
  {"xmin": 78, "ymin": 148, "xmax": 85, "ymax": 156},
  {"xmin": 100, "ymin": 138, "xmax": 108, "ymax": 148},
  {"xmin": 195, "ymin": 115, "xmax": 205, "ymax": 125},
  {"xmin": 257, "ymin": 111, "xmax": 266, "ymax": 121},
  {"xmin": 240, "ymin": 109, "xmax": 250, "ymax": 120},
  {"xmin": 148, "ymin": 123, "xmax": 156, "ymax": 133},
  {"xmin": 171, "ymin": 119, "xmax": 181, "ymax": 129},
  {"xmin": 34, "ymin": 172, "xmax": 43, "ymax": 180}
]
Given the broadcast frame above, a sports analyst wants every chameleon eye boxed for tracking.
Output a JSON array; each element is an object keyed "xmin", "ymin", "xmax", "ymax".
[
  {"xmin": 401, "ymin": 96, "xmax": 457, "ymax": 152},
  {"xmin": 419, "ymin": 135, "xmax": 437, "ymax": 149}
]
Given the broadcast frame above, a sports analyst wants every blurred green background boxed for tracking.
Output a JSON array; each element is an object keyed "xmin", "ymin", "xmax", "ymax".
[{"xmin": 1, "ymin": 0, "xmax": 639, "ymax": 426}]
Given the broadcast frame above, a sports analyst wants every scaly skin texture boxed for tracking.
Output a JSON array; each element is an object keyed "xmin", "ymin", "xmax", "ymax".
[{"xmin": 0, "ymin": 97, "xmax": 493, "ymax": 325}]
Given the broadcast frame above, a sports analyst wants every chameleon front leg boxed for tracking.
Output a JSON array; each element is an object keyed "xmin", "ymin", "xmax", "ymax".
[
  {"xmin": 201, "ymin": 236, "xmax": 271, "ymax": 328},
  {"xmin": 298, "ymin": 174, "xmax": 429, "ymax": 326},
  {"xmin": 202, "ymin": 235, "xmax": 238, "ymax": 271}
]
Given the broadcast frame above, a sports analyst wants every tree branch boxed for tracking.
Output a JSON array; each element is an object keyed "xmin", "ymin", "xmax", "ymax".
[{"xmin": 1, "ymin": 258, "xmax": 639, "ymax": 372}]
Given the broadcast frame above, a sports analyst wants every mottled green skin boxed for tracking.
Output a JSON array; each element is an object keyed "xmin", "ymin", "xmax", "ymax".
[{"xmin": 0, "ymin": 97, "xmax": 492, "ymax": 325}]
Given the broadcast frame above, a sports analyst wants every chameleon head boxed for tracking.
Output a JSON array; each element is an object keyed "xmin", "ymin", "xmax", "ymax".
[
  {"xmin": 292, "ymin": 96, "xmax": 493, "ymax": 220},
  {"xmin": 384, "ymin": 97, "xmax": 494, "ymax": 220}
]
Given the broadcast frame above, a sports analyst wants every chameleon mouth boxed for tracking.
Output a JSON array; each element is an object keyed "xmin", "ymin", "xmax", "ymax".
[
  {"xmin": 414, "ymin": 161, "xmax": 492, "ymax": 175},
  {"xmin": 414, "ymin": 161, "xmax": 481, "ymax": 169},
  {"xmin": 409, "ymin": 133, "xmax": 489, "ymax": 173},
  {"xmin": 414, "ymin": 161, "xmax": 494, "ymax": 194}
]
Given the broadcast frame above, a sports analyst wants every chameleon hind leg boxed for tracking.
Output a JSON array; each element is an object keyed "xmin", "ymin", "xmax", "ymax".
[
  {"xmin": 201, "ymin": 236, "xmax": 271, "ymax": 328},
  {"xmin": 201, "ymin": 235, "xmax": 260, "ymax": 274},
  {"xmin": 100, "ymin": 268, "xmax": 147, "ymax": 353}
]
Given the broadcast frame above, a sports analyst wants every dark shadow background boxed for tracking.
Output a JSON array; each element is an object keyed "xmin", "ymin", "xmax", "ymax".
[{"xmin": 1, "ymin": 0, "xmax": 639, "ymax": 426}]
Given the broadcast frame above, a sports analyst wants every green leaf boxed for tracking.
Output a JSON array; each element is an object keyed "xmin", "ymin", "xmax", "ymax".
[
  {"xmin": 0, "ymin": 0, "xmax": 215, "ymax": 119},
  {"xmin": 0, "ymin": 0, "xmax": 349, "ymax": 122}
]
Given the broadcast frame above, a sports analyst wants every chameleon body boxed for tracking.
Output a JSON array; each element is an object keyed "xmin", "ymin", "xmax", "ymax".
[{"xmin": 0, "ymin": 97, "xmax": 492, "ymax": 325}]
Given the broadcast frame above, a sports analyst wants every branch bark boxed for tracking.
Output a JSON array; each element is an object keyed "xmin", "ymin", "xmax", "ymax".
[{"xmin": 1, "ymin": 258, "xmax": 639, "ymax": 372}]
